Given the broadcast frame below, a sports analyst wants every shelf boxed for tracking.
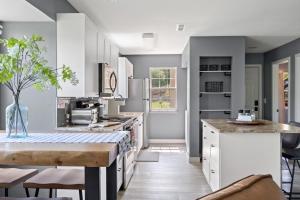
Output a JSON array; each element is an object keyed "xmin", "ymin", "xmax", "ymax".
[
  {"xmin": 199, "ymin": 71, "xmax": 231, "ymax": 73},
  {"xmin": 200, "ymin": 92, "xmax": 231, "ymax": 94},
  {"xmin": 200, "ymin": 109, "xmax": 231, "ymax": 112}
]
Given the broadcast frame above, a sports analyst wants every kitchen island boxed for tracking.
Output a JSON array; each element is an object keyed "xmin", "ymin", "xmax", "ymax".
[
  {"xmin": 201, "ymin": 119, "xmax": 300, "ymax": 191},
  {"xmin": 0, "ymin": 132, "xmax": 130, "ymax": 200}
]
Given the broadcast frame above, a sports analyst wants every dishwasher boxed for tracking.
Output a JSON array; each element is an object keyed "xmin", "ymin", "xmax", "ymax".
[{"xmin": 122, "ymin": 118, "xmax": 139, "ymax": 189}]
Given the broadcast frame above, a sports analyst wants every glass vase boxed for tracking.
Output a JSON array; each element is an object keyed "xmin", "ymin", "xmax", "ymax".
[{"xmin": 6, "ymin": 99, "xmax": 28, "ymax": 138}]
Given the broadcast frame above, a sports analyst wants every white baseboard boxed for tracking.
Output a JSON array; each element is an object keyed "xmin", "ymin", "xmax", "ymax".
[
  {"xmin": 185, "ymin": 152, "xmax": 200, "ymax": 163},
  {"xmin": 149, "ymin": 139, "xmax": 185, "ymax": 144},
  {"xmin": 189, "ymin": 156, "xmax": 200, "ymax": 163}
]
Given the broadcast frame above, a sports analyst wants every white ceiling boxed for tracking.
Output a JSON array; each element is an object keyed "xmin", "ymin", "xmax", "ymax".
[
  {"xmin": 0, "ymin": 0, "xmax": 53, "ymax": 22},
  {"xmin": 68, "ymin": 0, "xmax": 300, "ymax": 55}
]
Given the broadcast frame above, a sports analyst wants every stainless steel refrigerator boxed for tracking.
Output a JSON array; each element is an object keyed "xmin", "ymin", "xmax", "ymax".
[{"xmin": 120, "ymin": 78, "xmax": 150, "ymax": 148}]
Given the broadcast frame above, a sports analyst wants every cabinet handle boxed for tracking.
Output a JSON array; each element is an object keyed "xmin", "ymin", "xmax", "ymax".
[
  {"xmin": 117, "ymin": 168, "xmax": 122, "ymax": 172},
  {"xmin": 211, "ymin": 170, "xmax": 215, "ymax": 174},
  {"xmin": 211, "ymin": 144, "xmax": 215, "ymax": 148},
  {"xmin": 204, "ymin": 125, "xmax": 207, "ymax": 127},
  {"xmin": 210, "ymin": 131, "xmax": 215, "ymax": 134},
  {"xmin": 203, "ymin": 136, "xmax": 207, "ymax": 139},
  {"xmin": 203, "ymin": 157, "xmax": 207, "ymax": 161}
]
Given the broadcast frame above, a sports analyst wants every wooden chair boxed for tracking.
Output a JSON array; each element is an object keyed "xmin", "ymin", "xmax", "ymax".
[
  {"xmin": 0, "ymin": 168, "xmax": 38, "ymax": 197},
  {"xmin": 23, "ymin": 168, "xmax": 84, "ymax": 200}
]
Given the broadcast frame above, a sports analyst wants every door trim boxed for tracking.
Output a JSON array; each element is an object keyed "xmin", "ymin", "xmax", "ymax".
[
  {"xmin": 295, "ymin": 53, "xmax": 300, "ymax": 122},
  {"xmin": 245, "ymin": 64, "xmax": 263, "ymax": 119},
  {"xmin": 272, "ymin": 57, "xmax": 291, "ymax": 122}
]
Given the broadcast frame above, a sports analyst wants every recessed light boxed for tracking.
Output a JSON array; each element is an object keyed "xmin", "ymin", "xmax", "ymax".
[
  {"xmin": 142, "ymin": 33, "xmax": 155, "ymax": 39},
  {"xmin": 176, "ymin": 24, "xmax": 185, "ymax": 32}
]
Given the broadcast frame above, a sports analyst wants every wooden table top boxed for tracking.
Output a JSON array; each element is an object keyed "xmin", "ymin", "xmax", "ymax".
[{"xmin": 0, "ymin": 139, "xmax": 118, "ymax": 167}]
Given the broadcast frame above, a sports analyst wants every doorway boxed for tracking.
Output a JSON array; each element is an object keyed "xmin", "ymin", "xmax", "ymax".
[
  {"xmin": 272, "ymin": 58, "xmax": 290, "ymax": 123},
  {"xmin": 245, "ymin": 65, "xmax": 263, "ymax": 119}
]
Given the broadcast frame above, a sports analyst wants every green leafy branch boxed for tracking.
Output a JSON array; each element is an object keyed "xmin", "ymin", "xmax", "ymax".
[{"xmin": 0, "ymin": 35, "xmax": 78, "ymax": 97}]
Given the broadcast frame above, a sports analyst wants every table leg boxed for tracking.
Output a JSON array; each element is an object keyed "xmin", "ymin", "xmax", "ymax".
[
  {"xmin": 85, "ymin": 167, "xmax": 101, "ymax": 200},
  {"xmin": 106, "ymin": 159, "xmax": 117, "ymax": 200}
]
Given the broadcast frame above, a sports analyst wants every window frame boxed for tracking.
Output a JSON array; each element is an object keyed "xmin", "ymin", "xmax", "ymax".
[{"xmin": 149, "ymin": 67, "xmax": 178, "ymax": 112}]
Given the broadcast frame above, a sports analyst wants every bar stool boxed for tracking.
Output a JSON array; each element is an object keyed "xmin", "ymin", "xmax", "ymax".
[
  {"xmin": 23, "ymin": 168, "xmax": 84, "ymax": 200},
  {"xmin": 281, "ymin": 121, "xmax": 300, "ymax": 200},
  {"xmin": 0, "ymin": 168, "xmax": 38, "ymax": 197}
]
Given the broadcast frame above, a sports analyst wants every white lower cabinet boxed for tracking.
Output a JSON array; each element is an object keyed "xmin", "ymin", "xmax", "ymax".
[
  {"xmin": 202, "ymin": 121, "xmax": 282, "ymax": 191},
  {"xmin": 202, "ymin": 122, "xmax": 220, "ymax": 191}
]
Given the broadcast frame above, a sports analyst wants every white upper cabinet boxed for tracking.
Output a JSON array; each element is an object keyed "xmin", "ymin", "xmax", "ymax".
[
  {"xmin": 104, "ymin": 38, "xmax": 111, "ymax": 64},
  {"xmin": 57, "ymin": 13, "xmax": 98, "ymax": 97},
  {"xmin": 118, "ymin": 57, "xmax": 133, "ymax": 98},
  {"xmin": 110, "ymin": 43, "xmax": 119, "ymax": 71},
  {"xmin": 97, "ymin": 32, "xmax": 105, "ymax": 63}
]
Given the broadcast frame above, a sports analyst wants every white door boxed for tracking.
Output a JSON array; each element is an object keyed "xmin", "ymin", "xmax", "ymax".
[
  {"xmin": 295, "ymin": 54, "xmax": 300, "ymax": 122},
  {"xmin": 245, "ymin": 65, "xmax": 262, "ymax": 119},
  {"xmin": 272, "ymin": 58, "xmax": 290, "ymax": 123}
]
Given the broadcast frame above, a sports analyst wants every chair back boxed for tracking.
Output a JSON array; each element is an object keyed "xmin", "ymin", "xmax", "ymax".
[{"xmin": 282, "ymin": 121, "xmax": 300, "ymax": 149}]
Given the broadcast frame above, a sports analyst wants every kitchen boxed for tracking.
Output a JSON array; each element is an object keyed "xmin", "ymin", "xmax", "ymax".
[{"xmin": 1, "ymin": 0, "xmax": 300, "ymax": 200}]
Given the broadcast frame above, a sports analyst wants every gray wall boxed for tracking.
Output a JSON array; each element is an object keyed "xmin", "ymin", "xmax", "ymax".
[
  {"xmin": 188, "ymin": 36, "xmax": 246, "ymax": 157},
  {"xmin": 246, "ymin": 53, "xmax": 264, "ymax": 65},
  {"xmin": 263, "ymin": 38, "xmax": 300, "ymax": 120},
  {"xmin": 125, "ymin": 55, "xmax": 187, "ymax": 140},
  {"xmin": 26, "ymin": 0, "xmax": 77, "ymax": 20},
  {"xmin": 0, "ymin": 22, "xmax": 57, "ymax": 132}
]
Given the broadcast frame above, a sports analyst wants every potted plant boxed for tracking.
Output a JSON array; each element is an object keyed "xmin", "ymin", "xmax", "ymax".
[{"xmin": 0, "ymin": 35, "xmax": 77, "ymax": 138}]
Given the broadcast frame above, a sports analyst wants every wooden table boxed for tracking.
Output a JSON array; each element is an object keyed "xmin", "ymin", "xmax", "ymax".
[{"xmin": 0, "ymin": 136, "xmax": 119, "ymax": 200}]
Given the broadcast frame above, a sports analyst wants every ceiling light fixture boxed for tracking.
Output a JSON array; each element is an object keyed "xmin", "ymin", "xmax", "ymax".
[
  {"xmin": 142, "ymin": 33, "xmax": 156, "ymax": 49},
  {"xmin": 176, "ymin": 24, "xmax": 185, "ymax": 31}
]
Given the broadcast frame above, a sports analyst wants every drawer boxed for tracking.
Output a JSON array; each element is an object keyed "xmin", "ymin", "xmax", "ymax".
[
  {"xmin": 209, "ymin": 145, "xmax": 220, "ymax": 191},
  {"xmin": 209, "ymin": 166, "xmax": 220, "ymax": 191},
  {"xmin": 123, "ymin": 161, "xmax": 134, "ymax": 189},
  {"xmin": 124, "ymin": 149, "xmax": 135, "ymax": 169},
  {"xmin": 208, "ymin": 128, "xmax": 219, "ymax": 147},
  {"xmin": 117, "ymin": 155, "xmax": 124, "ymax": 191}
]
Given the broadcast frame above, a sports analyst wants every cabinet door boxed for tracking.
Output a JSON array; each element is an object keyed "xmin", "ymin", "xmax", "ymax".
[
  {"xmin": 97, "ymin": 32, "xmax": 105, "ymax": 63},
  {"xmin": 126, "ymin": 58, "xmax": 134, "ymax": 79},
  {"xmin": 57, "ymin": 14, "xmax": 85, "ymax": 97},
  {"xmin": 104, "ymin": 38, "xmax": 111, "ymax": 64},
  {"xmin": 111, "ymin": 44, "xmax": 119, "ymax": 71},
  {"xmin": 202, "ymin": 124, "xmax": 210, "ymax": 181},
  {"xmin": 84, "ymin": 16, "xmax": 98, "ymax": 97},
  {"xmin": 209, "ymin": 145, "xmax": 220, "ymax": 191}
]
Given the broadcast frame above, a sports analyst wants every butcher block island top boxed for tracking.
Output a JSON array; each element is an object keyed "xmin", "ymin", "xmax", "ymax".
[
  {"xmin": 201, "ymin": 119, "xmax": 300, "ymax": 134},
  {"xmin": 0, "ymin": 132, "xmax": 131, "ymax": 167}
]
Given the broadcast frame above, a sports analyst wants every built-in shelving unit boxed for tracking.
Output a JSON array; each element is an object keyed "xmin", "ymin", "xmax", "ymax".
[{"xmin": 199, "ymin": 56, "xmax": 232, "ymax": 119}]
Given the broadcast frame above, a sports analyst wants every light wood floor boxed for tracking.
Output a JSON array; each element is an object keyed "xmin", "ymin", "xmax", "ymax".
[{"xmin": 118, "ymin": 144, "xmax": 211, "ymax": 200}]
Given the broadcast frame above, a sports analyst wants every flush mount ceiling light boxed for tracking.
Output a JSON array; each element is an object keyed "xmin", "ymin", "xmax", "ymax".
[
  {"xmin": 176, "ymin": 24, "xmax": 185, "ymax": 32},
  {"xmin": 142, "ymin": 33, "xmax": 156, "ymax": 49}
]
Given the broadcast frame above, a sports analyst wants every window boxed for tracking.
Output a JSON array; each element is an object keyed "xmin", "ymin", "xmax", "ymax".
[{"xmin": 150, "ymin": 67, "xmax": 177, "ymax": 111}]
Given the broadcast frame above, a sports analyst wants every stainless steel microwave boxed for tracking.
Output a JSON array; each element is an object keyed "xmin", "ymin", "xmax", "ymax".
[{"xmin": 98, "ymin": 63, "xmax": 117, "ymax": 97}]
